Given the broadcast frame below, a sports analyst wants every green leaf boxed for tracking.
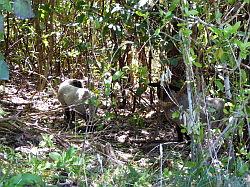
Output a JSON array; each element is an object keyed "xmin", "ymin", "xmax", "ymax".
[
  {"xmin": 65, "ymin": 147, "xmax": 77, "ymax": 161},
  {"xmin": 0, "ymin": 0, "xmax": 12, "ymax": 12},
  {"xmin": 185, "ymin": 161, "xmax": 197, "ymax": 167},
  {"xmin": 181, "ymin": 127, "xmax": 187, "ymax": 133},
  {"xmin": 168, "ymin": 58, "xmax": 178, "ymax": 66},
  {"xmin": 210, "ymin": 27, "xmax": 222, "ymax": 36},
  {"xmin": 215, "ymin": 11, "xmax": 222, "ymax": 22},
  {"xmin": 49, "ymin": 152, "xmax": 62, "ymax": 161},
  {"xmin": 169, "ymin": 0, "xmax": 180, "ymax": 11},
  {"xmin": 0, "ymin": 32, "xmax": 3, "ymax": 40},
  {"xmin": 181, "ymin": 28, "xmax": 192, "ymax": 37},
  {"xmin": 135, "ymin": 10, "xmax": 148, "ymax": 18},
  {"xmin": 215, "ymin": 48, "xmax": 224, "ymax": 60},
  {"xmin": 112, "ymin": 70, "xmax": 124, "ymax": 81},
  {"xmin": 193, "ymin": 61, "xmax": 202, "ymax": 68},
  {"xmin": 154, "ymin": 28, "xmax": 160, "ymax": 36},
  {"xmin": 172, "ymin": 111, "xmax": 180, "ymax": 119},
  {"xmin": 234, "ymin": 40, "xmax": 250, "ymax": 59},
  {"xmin": 185, "ymin": 9, "xmax": 199, "ymax": 16},
  {"xmin": 215, "ymin": 79, "xmax": 224, "ymax": 91},
  {"xmin": 5, "ymin": 173, "xmax": 44, "ymax": 187},
  {"xmin": 224, "ymin": 21, "xmax": 241, "ymax": 35},
  {"xmin": 0, "ymin": 55, "xmax": 9, "ymax": 80},
  {"xmin": 240, "ymin": 69, "xmax": 247, "ymax": 84},
  {"xmin": 0, "ymin": 15, "xmax": 3, "ymax": 32},
  {"xmin": 164, "ymin": 11, "xmax": 173, "ymax": 20},
  {"xmin": 227, "ymin": 0, "xmax": 236, "ymax": 4},
  {"xmin": 13, "ymin": 0, "xmax": 35, "ymax": 19},
  {"xmin": 235, "ymin": 41, "xmax": 250, "ymax": 49},
  {"xmin": 0, "ymin": 107, "xmax": 7, "ymax": 118},
  {"xmin": 95, "ymin": 19, "xmax": 101, "ymax": 29},
  {"xmin": 237, "ymin": 159, "xmax": 248, "ymax": 176},
  {"xmin": 77, "ymin": 14, "xmax": 88, "ymax": 23},
  {"xmin": 189, "ymin": 10, "xmax": 199, "ymax": 15},
  {"xmin": 136, "ymin": 86, "xmax": 146, "ymax": 96}
]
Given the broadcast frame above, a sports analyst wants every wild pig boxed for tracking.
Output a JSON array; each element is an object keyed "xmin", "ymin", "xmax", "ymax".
[
  {"xmin": 58, "ymin": 79, "xmax": 96, "ymax": 126},
  {"xmin": 149, "ymin": 82, "xmax": 224, "ymax": 141}
]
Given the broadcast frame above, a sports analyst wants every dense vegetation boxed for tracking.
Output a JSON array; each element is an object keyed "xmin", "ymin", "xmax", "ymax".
[{"xmin": 0, "ymin": 0, "xmax": 249, "ymax": 186}]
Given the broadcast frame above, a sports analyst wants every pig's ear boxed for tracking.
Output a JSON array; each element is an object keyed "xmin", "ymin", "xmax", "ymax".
[
  {"xmin": 71, "ymin": 79, "xmax": 83, "ymax": 88},
  {"xmin": 168, "ymin": 84, "xmax": 181, "ymax": 92},
  {"xmin": 148, "ymin": 82, "xmax": 160, "ymax": 87}
]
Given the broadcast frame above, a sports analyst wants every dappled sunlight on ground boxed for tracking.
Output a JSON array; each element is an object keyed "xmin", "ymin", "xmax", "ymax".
[{"xmin": 0, "ymin": 75, "xmax": 190, "ymax": 167}]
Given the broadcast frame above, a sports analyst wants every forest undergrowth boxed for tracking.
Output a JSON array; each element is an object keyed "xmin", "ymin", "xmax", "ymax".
[{"xmin": 0, "ymin": 70, "xmax": 249, "ymax": 187}]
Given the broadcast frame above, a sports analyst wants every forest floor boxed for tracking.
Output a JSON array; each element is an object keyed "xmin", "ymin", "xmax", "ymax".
[
  {"xmin": 0, "ymin": 72, "xmax": 189, "ymax": 168},
  {"xmin": 1, "ymin": 73, "xmax": 250, "ymax": 186}
]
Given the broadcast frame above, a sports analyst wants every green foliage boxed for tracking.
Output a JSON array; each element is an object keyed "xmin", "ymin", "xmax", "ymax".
[
  {"xmin": 39, "ymin": 134, "xmax": 55, "ymax": 148},
  {"xmin": 129, "ymin": 113, "xmax": 144, "ymax": 127},
  {"xmin": 0, "ymin": 0, "xmax": 249, "ymax": 186},
  {"xmin": 0, "ymin": 15, "xmax": 3, "ymax": 33},
  {"xmin": 0, "ymin": 0, "xmax": 12, "ymax": 12},
  {"xmin": 0, "ymin": 143, "xmax": 91, "ymax": 185},
  {"xmin": 104, "ymin": 111, "xmax": 116, "ymax": 121},
  {"xmin": 112, "ymin": 70, "xmax": 124, "ymax": 81},
  {"xmin": 0, "ymin": 0, "xmax": 34, "ymax": 80},
  {"xmin": 224, "ymin": 22, "xmax": 241, "ymax": 36},
  {"xmin": 0, "ymin": 144, "xmax": 156, "ymax": 186},
  {"xmin": 172, "ymin": 111, "xmax": 180, "ymax": 119},
  {"xmin": 13, "ymin": 0, "xmax": 34, "ymax": 19},
  {"xmin": 0, "ymin": 106, "xmax": 7, "ymax": 117},
  {"xmin": 125, "ymin": 165, "xmax": 151, "ymax": 187},
  {"xmin": 4, "ymin": 173, "xmax": 44, "ymax": 187},
  {"xmin": 0, "ymin": 55, "xmax": 9, "ymax": 80},
  {"xmin": 214, "ymin": 79, "xmax": 224, "ymax": 91},
  {"xmin": 235, "ymin": 40, "xmax": 250, "ymax": 59},
  {"xmin": 163, "ymin": 157, "xmax": 250, "ymax": 186}
]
